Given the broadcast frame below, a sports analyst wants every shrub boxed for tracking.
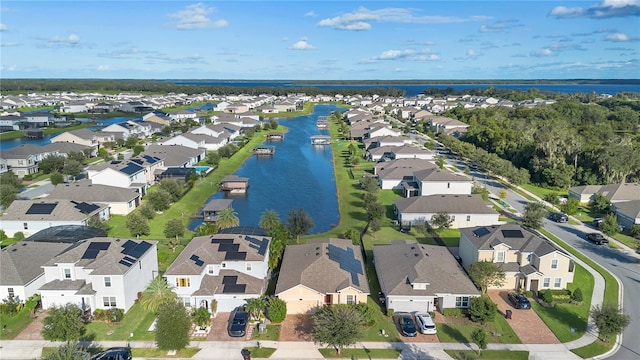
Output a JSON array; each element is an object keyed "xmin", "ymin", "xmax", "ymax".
[
  {"xmin": 13, "ymin": 232, "xmax": 25, "ymax": 242},
  {"xmin": 352, "ymin": 302, "xmax": 376, "ymax": 326},
  {"xmin": 572, "ymin": 288, "xmax": 583, "ymax": 303},
  {"xmin": 386, "ymin": 309, "xmax": 395, "ymax": 317},
  {"xmin": 22, "ymin": 174, "xmax": 33, "ymax": 181},
  {"xmin": 540, "ymin": 290, "xmax": 554, "ymax": 304},
  {"xmin": 442, "ymin": 308, "xmax": 465, "ymax": 317},
  {"xmin": 468, "ymin": 296, "xmax": 497, "ymax": 324},
  {"xmin": 524, "ymin": 291, "xmax": 534, "ymax": 298},
  {"xmin": 106, "ymin": 308, "xmax": 124, "ymax": 323},
  {"xmin": 266, "ymin": 297, "xmax": 287, "ymax": 323}
]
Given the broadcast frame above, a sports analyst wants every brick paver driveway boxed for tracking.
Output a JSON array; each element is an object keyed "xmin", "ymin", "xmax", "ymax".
[
  {"xmin": 279, "ymin": 315, "xmax": 313, "ymax": 341},
  {"xmin": 206, "ymin": 312, "xmax": 249, "ymax": 341},
  {"xmin": 488, "ymin": 290, "xmax": 560, "ymax": 344}
]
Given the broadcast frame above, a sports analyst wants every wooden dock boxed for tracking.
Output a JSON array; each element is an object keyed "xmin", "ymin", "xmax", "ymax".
[
  {"xmin": 310, "ymin": 135, "xmax": 331, "ymax": 145},
  {"xmin": 267, "ymin": 132, "xmax": 285, "ymax": 141},
  {"xmin": 252, "ymin": 146, "xmax": 275, "ymax": 155},
  {"xmin": 316, "ymin": 116, "xmax": 329, "ymax": 129}
]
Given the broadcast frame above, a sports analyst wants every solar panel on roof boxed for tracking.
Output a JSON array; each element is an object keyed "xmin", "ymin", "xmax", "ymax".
[
  {"xmin": 211, "ymin": 238, "xmax": 235, "ymax": 244},
  {"xmin": 501, "ymin": 229, "xmax": 524, "ymax": 238},
  {"xmin": 129, "ymin": 241, "xmax": 152, "ymax": 258},
  {"xmin": 190, "ymin": 254, "xmax": 199, "ymax": 261},
  {"xmin": 222, "ymin": 276, "xmax": 238, "ymax": 284},
  {"xmin": 119, "ymin": 259, "xmax": 133, "ymax": 267},
  {"xmin": 121, "ymin": 240, "xmax": 137, "ymax": 254},
  {"xmin": 120, "ymin": 163, "xmax": 143, "ymax": 175},
  {"xmin": 328, "ymin": 244, "xmax": 363, "ymax": 287},
  {"xmin": 82, "ymin": 249, "xmax": 99, "ymax": 259},
  {"xmin": 257, "ymin": 239, "xmax": 268, "ymax": 256},
  {"xmin": 26, "ymin": 203, "xmax": 58, "ymax": 215},
  {"xmin": 225, "ymin": 252, "xmax": 247, "ymax": 260},
  {"xmin": 219, "ymin": 243, "xmax": 240, "ymax": 252},
  {"xmin": 223, "ymin": 284, "xmax": 246, "ymax": 293},
  {"xmin": 123, "ymin": 256, "xmax": 137, "ymax": 264},
  {"xmin": 88, "ymin": 242, "xmax": 110, "ymax": 251},
  {"xmin": 195, "ymin": 259, "xmax": 204, "ymax": 266},
  {"xmin": 473, "ymin": 227, "xmax": 491, "ymax": 237}
]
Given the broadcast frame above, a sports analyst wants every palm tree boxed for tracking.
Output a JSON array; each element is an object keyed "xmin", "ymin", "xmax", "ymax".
[
  {"xmin": 259, "ymin": 210, "xmax": 280, "ymax": 231},
  {"xmin": 216, "ymin": 207, "xmax": 239, "ymax": 230},
  {"xmin": 245, "ymin": 298, "xmax": 265, "ymax": 321},
  {"xmin": 139, "ymin": 276, "xmax": 178, "ymax": 312}
]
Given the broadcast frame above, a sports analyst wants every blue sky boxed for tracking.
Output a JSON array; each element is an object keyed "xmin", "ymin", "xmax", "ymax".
[{"xmin": 1, "ymin": 0, "xmax": 639, "ymax": 79}]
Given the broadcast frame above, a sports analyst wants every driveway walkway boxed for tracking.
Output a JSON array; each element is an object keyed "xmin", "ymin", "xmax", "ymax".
[{"xmin": 487, "ymin": 290, "xmax": 560, "ymax": 344}]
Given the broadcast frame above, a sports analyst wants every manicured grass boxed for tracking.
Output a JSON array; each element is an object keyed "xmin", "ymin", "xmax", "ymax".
[
  {"xmin": 319, "ymin": 347, "xmax": 402, "ymax": 358},
  {"xmin": 85, "ymin": 303, "xmax": 156, "ymax": 341},
  {"xmin": 612, "ymin": 232, "xmax": 640, "ymax": 250},
  {"xmin": 261, "ymin": 102, "xmax": 315, "ymax": 118},
  {"xmin": 437, "ymin": 313, "xmax": 521, "ymax": 344},
  {"xmin": 253, "ymin": 324, "xmax": 281, "ymax": 341},
  {"xmin": 437, "ymin": 228, "xmax": 461, "ymax": 247},
  {"xmin": 131, "ymin": 347, "xmax": 201, "ymax": 358},
  {"xmin": 445, "ymin": 350, "xmax": 529, "ymax": 360},
  {"xmin": 531, "ymin": 264, "xmax": 593, "ymax": 342},
  {"xmin": 0, "ymin": 297, "xmax": 38, "ymax": 340},
  {"xmin": 571, "ymin": 338, "xmax": 614, "ymax": 358},
  {"xmin": 519, "ymin": 183, "xmax": 565, "ymax": 200},
  {"xmin": 242, "ymin": 347, "xmax": 277, "ymax": 358},
  {"xmin": 359, "ymin": 298, "xmax": 401, "ymax": 342}
]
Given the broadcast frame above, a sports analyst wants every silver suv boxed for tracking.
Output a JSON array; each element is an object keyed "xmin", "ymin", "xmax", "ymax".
[{"xmin": 414, "ymin": 312, "xmax": 437, "ymax": 335}]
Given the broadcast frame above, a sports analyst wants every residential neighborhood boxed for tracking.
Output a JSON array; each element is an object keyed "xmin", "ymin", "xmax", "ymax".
[{"xmin": 0, "ymin": 88, "xmax": 638, "ymax": 360}]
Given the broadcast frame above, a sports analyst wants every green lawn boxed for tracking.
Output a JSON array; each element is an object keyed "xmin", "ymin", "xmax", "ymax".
[
  {"xmin": 612, "ymin": 232, "xmax": 640, "ymax": 250},
  {"xmin": 445, "ymin": 350, "xmax": 529, "ymax": 360},
  {"xmin": 531, "ymin": 264, "xmax": 593, "ymax": 342},
  {"xmin": 519, "ymin": 183, "xmax": 565, "ymax": 200},
  {"xmin": 131, "ymin": 347, "xmax": 201, "ymax": 358},
  {"xmin": 0, "ymin": 297, "xmax": 39, "ymax": 340},
  {"xmin": 253, "ymin": 324, "xmax": 281, "ymax": 341},
  {"xmin": 319, "ymin": 347, "xmax": 402, "ymax": 358},
  {"xmin": 436, "ymin": 228, "xmax": 461, "ymax": 247},
  {"xmin": 85, "ymin": 303, "xmax": 156, "ymax": 341},
  {"xmin": 571, "ymin": 339, "xmax": 614, "ymax": 358},
  {"xmin": 242, "ymin": 347, "xmax": 277, "ymax": 358},
  {"xmin": 437, "ymin": 313, "xmax": 521, "ymax": 344}
]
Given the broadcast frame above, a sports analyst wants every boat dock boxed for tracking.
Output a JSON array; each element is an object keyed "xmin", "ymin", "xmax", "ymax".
[
  {"xmin": 252, "ymin": 146, "xmax": 275, "ymax": 155},
  {"xmin": 310, "ymin": 135, "xmax": 331, "ymax": 145},
  {"xmin": 267, "ymin": 132, "xmax": 285, "ymax": 141},
  {"xmin": 316, "ymin": 116, "xmax": 329, "ymax": 129}
]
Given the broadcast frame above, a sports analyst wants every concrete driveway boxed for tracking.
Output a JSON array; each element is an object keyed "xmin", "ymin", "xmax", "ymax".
[{"xmin": 488, "ymin": 290, "xmax": 560, "ymax": 344}]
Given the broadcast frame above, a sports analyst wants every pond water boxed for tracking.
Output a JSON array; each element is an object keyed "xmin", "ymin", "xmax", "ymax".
[{"xmin": 189, "ymin": 104, "xmax": 340, "ymax": 234}]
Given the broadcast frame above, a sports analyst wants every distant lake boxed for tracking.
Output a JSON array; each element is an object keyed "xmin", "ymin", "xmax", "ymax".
[
  {"xmin": 189, "ymin": 104, "xmax": 340, "ymax": 234},
  {"xmin": 173, "ymin": 80, "xmax": 640, "ymax": 97}
]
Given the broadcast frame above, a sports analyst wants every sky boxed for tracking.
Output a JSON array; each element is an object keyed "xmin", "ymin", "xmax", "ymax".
[{"xmin": 0, "ymin": 0, "xmax": 639, "ymax": 80}]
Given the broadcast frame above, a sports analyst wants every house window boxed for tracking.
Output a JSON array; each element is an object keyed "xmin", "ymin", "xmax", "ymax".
[
  {"xmin": 180, "ymin": 297, "xmax": 191, "ymax": 308},
  {"xmin": 176, "ymin": 278, "xmax": 190, "ymax": 287},
  {"xmin": 246, "ymin": 263, "xmax": 252, "ymax": 271},
  {"xmin": 551, "ymin": 259, "xmax": 558, "ymax": 270},
  {"xmin": 23, "ymin": 222, "xmax": 28, "ymax": 230},
  {"xmin": 495, "ymin": 251, "xmax": 505, "ymax": 263},
  {"xmin": 554, "ymin": 278, "xmax": 562, "ymax": 288},
  {"xmin": 208, "ymin": 266, "xmax": 214, "ymax": 275},
  {"xmin": 455, "ymin": 296, "xmax": 470, "ymax": 307},
  {"xmin": 543, "ymin": 277, "xmax": 550, "ymax": 288},
  {"xmin": 221, "ymin": 263, "xmax": 226, "ymax": 268},
  {"xmin": 8, "ymin": 288, "xmax": 14, "ymax": 298},
  {"xmin": 447, "ymin": 182, "xmax": 451, "ymax": 188},
  {"xmin": 346, "ymin": 295, "xmax": 355, "ymax": 305},
  {"xmin": 103, "ymin": 296, "xmax": 117, "ymax": 307},
  {"xmin": 104, "ymin": 277, "xmax": 111, "ymax": 287},
  {"xmin": 466, "ymin": 215, "xmax": 471, "ymax": 221},
  {"xmin": 63, "ymin": 268, "xmax": 72, "ymax": 279},
  {"xmin": 526, "ymin": 254, "xmax": 532, "ymax": 262}
]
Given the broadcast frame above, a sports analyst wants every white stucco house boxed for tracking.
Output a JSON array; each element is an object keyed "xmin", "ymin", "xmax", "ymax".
[
  {"xmin": 164, "ymin": 233, "xmax": 271, "ymax": 313},
  {"xmin": 39, "ymin": 238, "xmax": 158, "ymax": 312},
  {"xmin": 394, "ymin": 194, "xmax": 501, "ymax": 228}
]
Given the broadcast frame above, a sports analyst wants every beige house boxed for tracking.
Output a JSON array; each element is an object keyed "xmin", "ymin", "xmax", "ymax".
[
  {"xmin": 458, "ymin": 224, "xmax": 575, "ymax": 293},
  {"xmin": 275, "ymin": 238, "xmax": 370, "ymax": 314}
]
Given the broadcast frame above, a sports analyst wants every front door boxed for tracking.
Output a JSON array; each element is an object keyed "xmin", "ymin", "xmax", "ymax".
[{"xmin": 530, "ymin": 279, "xmax": 539, "ymax": 294}]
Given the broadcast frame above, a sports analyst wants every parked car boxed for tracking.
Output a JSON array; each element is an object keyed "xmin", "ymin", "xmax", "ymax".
[
  {"xmin": 378, "ymin": 291, "xmax": 386, "ymax": 305},
  {"xmin": 507, "ymin": 292, "xmax": 531, "ymax": 309},
  {"xmin": 228, "ymin": 308, "xmax": 247, "ymax": 337},
  {"xmin": 414, "ymin": 312, "xmax": 437, "ymax": 334},
  {"xmin": 593, "ymin": 218, "xmax": 604, "ymax": 227},
  {"xmin": 90, "ymin": 347, "xmax": 131, "ymax": 360},
  {"xmin": 399, "ymin": 314, "xmax": 417, "ymax": 337},
  {"xmin": 549, "ymin": 213, "xmax": 568, "ymax": 223},
  {"xmin": 586, "ymin": 233, "xmax": 609, "ymax": 245}
]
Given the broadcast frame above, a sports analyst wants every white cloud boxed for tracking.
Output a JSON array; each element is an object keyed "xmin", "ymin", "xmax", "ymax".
[
  {"xmin": 305, "ymin": 11, "xmax": 317, "ymax": 17},
  {"xmin": 45, "ymin": 33, "xmax": 80, "ymax": 46},
  {"xmin": 606, "ymin": 33, "xmax": 630, "ymax": 41},
  {"xmin": 365, "ymin": 48, "xmax": 440, "ymax": 62},
  {"xmin": 318, "ymin": 6, "xmax": 490, "ymax": 31},
  {"xmin": 550, "ymin": 0, "xmax": 640, "ymax": 18},
  {"xmin": 0, "ymin": 23, "xmax": 7, "ymax": 32},
  {"xmin": 168, "ymin": 3, "xmax": 227, "ymax": 30},
  {"xmin": 531, "ymin": 48, "xmax": 554, "ymax": 57},
  {"xmin": 97, "ymin": 65, "xmax": 112, "ymax": 71},
  {"xmin": 0, "ymin": 41, "xmax": 18, "ymax": 47},
  {"xmin": 467, "ymin": 49, "xmax": 479, "ymax": 58},
  {"xmin": 289, "ymin": 39, "xmax": 315, "ymax": 50}
]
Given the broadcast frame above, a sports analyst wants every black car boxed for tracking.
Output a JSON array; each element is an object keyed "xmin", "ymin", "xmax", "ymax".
[
  {"xmin": 377, "ymin": 291, "xmax": 386, "ymax": 305},
  {"xmin": 507, "ymin": 292, "xmax": 531, "ymax": 309},
  {"xmin": 228, "ymin": 308, "xmax": 247, "ymax": 337},
  {"xmin": 399, "ymin": 314, "xmax": 417, "ymax": 337},
  {"xmin": 90, "ymin": 347, "xmax": 131, "ymax": 360},
  {"xmin": 586, "ymin": 233, "xmax": 609, "ymax": 245},
  {"xmin": 549, "ymin": 213, "xmax": 568, "ymax": 223}
]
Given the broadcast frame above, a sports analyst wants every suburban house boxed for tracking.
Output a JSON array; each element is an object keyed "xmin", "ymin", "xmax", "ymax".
[
  {"xmin": 394, "ymin": 194, "xmax": 501, "ymax": 228},
  {"xmin": 39, "ymin": 238, "xmax": 158, "ymax": 312},
  {"xmin": 101, "ymin": 121, "xmax": 153, "ymax": 139},
  {"xmin": 568, "ymin": 183, "xmax": 640, "ymax": 203},
  {"xmin": 363, "ymin": 135, "xmax": 412, "ymax": 150},
  {"xmin": 458, "ymin": 224, "xmax": 575, "ymax": 293},
  {"xmin": 50, "ymin": 129, "xmax": 103, "ymax": 151},
  {"xmin": 0, "ymin": 199, "xmax": 110, "ymax": 237},
  {"xmin": 0, "ymin": 241, "xmax": 74, "ymax": 302},
  {"xmin": 142, "ymin": 111, "xmax": 172, "ymax": 126},
  {"xmin": 405, "ymin": 168, "xmax": 473, "ymax": 197},
  {"xmin": 373, "ymin": 240, "xmax": 480, "ymax": 313},
  {"xmin": 164, "ymin": 233, "xmax": 270, "ymax": 313},
  {"xmin": 367, "ymin": 145, "xmax": 434, "ymax": 162},
  {"xmin": 47, "ymin": 182, "xmax": 141, "ymax": 215},
  {"xmin": 427, "ymin": 116, "xmax": 470, "ymax": 137},
  {"xmin": 160, "ymin": 133, "xmax": 207, "ymax": 150},
  {"xmin": 373, "ymin": 158, "xmax": 436, "ymax": 176},
  {"xmin": 142, "ymin": 144, "xmax": 206, "ymax": 168},
  {"xmin": 612, "ymin": 200, "xmax": 640, "ymax": 230},
  {"xmin": 128, "ymin": 155, "xmax": 165, "ymax": 184},
  {"xmin": 275, "ymin": 238, "xmax": 370, "ymax": 314},
  {"xmin": 0, "ymin": 146, "xmax": 41, "ymax": 177},
  {"xmin": 203, "ymin": 199, "xmax": 234, "ymax": 222},
  {"xmin": 87, "ymin": 160, "xmax": 148, "ymax": 193}
]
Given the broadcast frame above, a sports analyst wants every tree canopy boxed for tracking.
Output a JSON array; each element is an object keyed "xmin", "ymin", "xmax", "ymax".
[
  {"xmin": 155, "ymin": 300, "xmax": 191, "ymax": 351},
  {"xmin": 41, "ymin": 304, "xmax": 86, "ymax": 341},
  {"xmin": 139, "ymin": 276, "xmax": 178, "ymax": 313},
  {"xmin": 312, "ymin": 305, "xmax": 364, "ymax": 355},
  {"xmin": 286, "ymin": 208, "xmax": 314, "ymax": 242},
  {"xmin": 469, "ymin": 261, "xmax": 506, "ymax": 294}
]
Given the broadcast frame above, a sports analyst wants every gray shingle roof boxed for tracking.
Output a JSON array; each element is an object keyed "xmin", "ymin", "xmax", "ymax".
[
  {"xmin": 373, "ymin": 240, "xmax": 479, "ymax": 296},
  {"xmin": 48, "ymin": 182, "xmax": 140, "ymax": 203},
  {"xmin": 0, "ymin": 242, "xmax": 73, "ymax": 286},
  {"xmin": 413, "ymin": 168, "xmax": 471, "ymax": 182},
  {"xmin": 1, "ymin": 199, "xmax": 107, "ymax": 221},
  {"xmin": 395, "ymin": 194, "xmax": 498, "ymax": 215},
  {"xmin": 460, "ymin": 224, "xmax": 565, "ymax": 258},
  {"xmin": 275, "ymin": 238, "xmax": 370, "ymax": 295}
]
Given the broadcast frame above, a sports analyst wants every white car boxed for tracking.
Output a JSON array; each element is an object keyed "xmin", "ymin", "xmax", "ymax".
[{"xmin": 414, "ymin": 312, "xmax": 437, "ymax": 335}]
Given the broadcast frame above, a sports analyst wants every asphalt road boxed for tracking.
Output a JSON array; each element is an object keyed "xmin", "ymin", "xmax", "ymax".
[{"xmin": 469, "ymin": 164, "xmax": 640, "ymax": 360}]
